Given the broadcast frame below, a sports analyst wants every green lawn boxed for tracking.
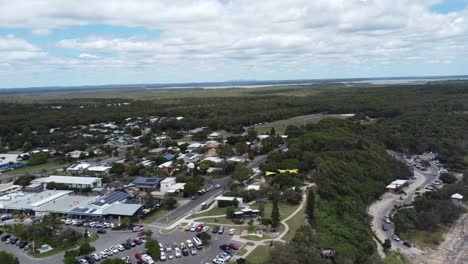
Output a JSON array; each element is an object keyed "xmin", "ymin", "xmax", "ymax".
[
  {"xmin": 186, "ymin": 206, "xmax": 226, "ymax": 220},
  {"xmin": 257, "ymin": 201, "xmax": 299, "ymax": 220},
  {"xmin": 245, "ymin": 245, "xmax": 270, "ymax": 264},
  {"xmin": 4, "ymin": 160, "xmax": 64, "ymax": 175},
  {"xmin": 384, "ymin": 251, "xmax": 412, "ymax": 264},
  {"xmin": 400, "ymin": 226, "xmax": 448, "ymax": 249},
  {"xmin": 240, "ymin": 235, "xmax": 264, "ymax": 241},
  {"xmin": 36, "ymin": 234, "xmax": 99, "ymax": 258},
  {"xmin": 282, "ymin": 205, "xmax": 306, "ymax": 241},
  {"xmin": 141, "ymin": 208, "xmax": 170, "ymax": 224},
  {"xmin": 253, "ymin": 113, "xmax": 351, "ymax": 135}
]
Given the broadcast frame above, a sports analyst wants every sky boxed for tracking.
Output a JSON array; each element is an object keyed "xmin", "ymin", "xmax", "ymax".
[{"xmin": 0, "ymin": 0, "xmax": 468, "ymax": 88}]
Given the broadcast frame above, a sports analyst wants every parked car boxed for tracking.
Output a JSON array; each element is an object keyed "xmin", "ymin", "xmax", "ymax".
[
  {"xmin": 91, "ymin": 254, "xmax": 101, "ymax": 261},
  {"xmin": 196, "ymin": 224, "xmax": 204, "ymax": 232},
  {"xmin": 228, "ymin": 243, "xmax": 240, "ymax": 250},
  {"xmin": 121, "ymin": 256, "xmax": 132, "ymax": 264},
  {"xmin": 190, "ymin": 246, "xmax": 197, "ymax": 255},
  {"xmin": 97, "ymin": 229, "xmax": 107, "ymax": 234},
  {"xmin": 220, "ymin": 244, "xmax": 229, "ymax": 251},
  {"xmin": 215, "ymin": 184, "xmax": 221, "ymax": 189},
  {"xmin": 122, "ymin": 243, "xmax": 131, "ymax": 250},
  {"xmin": 174, "ymin": 247, "xmax": 182, "ymax": 258},
  {"xmin": 185, "ymin": 224, "xmax": 192, "ymax": 231},
  {"xmin": 141, "ymin": 254, "xmax": 154, "ymax": 264},
  {"xmin": 98, "ymin": 252, "xmax": 108, "ymax": 259},
  {"xmin": 228, "ymin": 228, "xmax": 236, "ymax": 235},
  {"xmin": 392, "ymin": 235, "xmax": 401, "ymax": 242},
  {"xmin": 212, "ymin": 225, "xmax": 220, "ymax": 233},
  {"xmin": 132, "ymin": 226, "xmax": 144, "ymax": 232},
  {"xmin": 403, "ymin": 241, "xmax": 412, "ymax": 248},
  {"xmin": 24, "ymin": 244, "xmax": 30, "ymax": 251},
  {"xmin": 133, "ymin": 238, "xmax": 142, "ymax": 245},
  {"xmin": 160, "ymin": 251, "xmax": 166, "ymax": 261},
  {"xmin": 201, "ymin": 226, "xmax": 210, "ymax": 232},
  {"xmin": 218, "ymin": 226, "xmax": 224, "ymax": 234}
]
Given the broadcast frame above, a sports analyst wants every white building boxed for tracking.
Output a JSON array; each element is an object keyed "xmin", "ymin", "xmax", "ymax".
[
  {"xmin": 451, "ymin": 193, "xmax": 464, "ymax": 207},
  {"xmin": 32, "ymin": 176, "xmax": 102, "ymax": 189},
  {"xmin": 87, "ymin": 166, "xmax": 112, "ymax": 174},
  {"xmin": 67, "ymin": 163, "xmax": 91, "ymax": 173},
  {"xmin": 160, "ymin": 177, "xmax": 176, "ymax": 193},
  {"xmin": 207, "ymin": 132, "xmax": 222, "ymax": 140},
  {"xmin": 386, "ymin": 179, "xmax": 408, "ymax": 191},
  {"xmin": 0, "ymin": 183, "xmax": 22, "ymax": 196}
]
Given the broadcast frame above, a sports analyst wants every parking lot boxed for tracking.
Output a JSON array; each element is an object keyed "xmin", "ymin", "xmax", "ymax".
[{"xmin": 90, "ymin": 227, "xmax": 241, "ymax": 264}]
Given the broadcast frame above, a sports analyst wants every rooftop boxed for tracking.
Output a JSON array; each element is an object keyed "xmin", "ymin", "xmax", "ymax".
[
  {"xmin": 34, "ymin": 175, "xmax": 101, "ymax": 185},
  {"xmin": 103, "ymin": 203, "xmax": 143, "ymax": 216},
  {"xmin": 132, "ymin": 177, "xmax": 163, "ymax": 186}
]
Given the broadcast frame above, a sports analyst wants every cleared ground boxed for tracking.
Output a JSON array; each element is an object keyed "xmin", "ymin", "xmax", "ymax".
[{"xmin": 253, "ymin": 113, "xmax": 353, "ymax": 134}]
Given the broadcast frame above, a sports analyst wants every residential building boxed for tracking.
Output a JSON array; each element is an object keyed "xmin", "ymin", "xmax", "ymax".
[
  {"xmin": 131, "ymin": 177, "xmax": 163, "ymax": 191},
  {"xmin": 32, "ymin": 176, "xmax": 102, "ymax": 189}
]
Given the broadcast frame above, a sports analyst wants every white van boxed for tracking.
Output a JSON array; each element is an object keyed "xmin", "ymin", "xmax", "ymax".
[{"xmin": 192, "ymin": 237, "xmax": 203, "ymax": 249}]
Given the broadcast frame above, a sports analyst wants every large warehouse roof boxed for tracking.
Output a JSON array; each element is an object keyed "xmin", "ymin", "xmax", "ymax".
[{"xmin": 35, "ymin": 175, "xmax": 101, "ymax": 185}]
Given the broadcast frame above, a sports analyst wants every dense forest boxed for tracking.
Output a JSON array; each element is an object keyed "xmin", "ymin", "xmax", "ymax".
[
  {"xmin": 261, "ymin": 119, "xmax": 412, "ymax": 263},
  {"xmin": 1, "ymin": 81, "xmax": 467, "ymax": 169}
]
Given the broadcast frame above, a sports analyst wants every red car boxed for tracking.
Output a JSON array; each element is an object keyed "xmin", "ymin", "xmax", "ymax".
[
  {"xmin": 228, "ymin": 243, "xmax": 239, "ymax": 250},
  {"xmin": 137, "ymin": 230, "xmax": 145, "ymax": 237},
  {"xmin": 195, "ymin": 224, "xmax": 204, "ymax": 232},
  {"xmin": 135, "ymin": 252, "xmax": 142, "ymax": 260}
]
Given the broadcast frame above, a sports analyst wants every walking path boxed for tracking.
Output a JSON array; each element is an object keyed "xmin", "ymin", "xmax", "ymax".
[{"xmin": 231, "ymin": 183, "xmax": 313, "ymax": 260}]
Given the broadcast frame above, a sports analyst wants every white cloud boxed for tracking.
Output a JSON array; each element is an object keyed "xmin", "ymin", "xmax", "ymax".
[
  {"xmin": 78, "ymin": 53, "xmax": 99, "ymax": 59},
  {"xmin": 0, "ymin": 0, "xmax": 467, "ymax": 86}
]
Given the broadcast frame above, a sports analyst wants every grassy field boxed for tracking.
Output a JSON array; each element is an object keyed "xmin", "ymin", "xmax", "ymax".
[
  {"xmin": 245, "ymin": 245, "xmax": 270, "ymax": 264},
  {"xmin": 258, "ymin": 201, "xmax": 299, "ymax": 220},
  {"xmin": 186, "ymin": 206, "xmax": 226, "ymax": 220},
  {"xmin": 282, "ymin": 205, "xmax": 306, "ymax": 241},
  {"xmin": 3, "ymin": 160, "xmax": 64, "ymax": 175},
  {"xmin": 384, "ymin": 250, "xmax": 412, "ymax": 264},
  {"xmin": 141, "ymin": 208, "xmax": 170, "ymax": 224},
  {"xmin": 253, "ymin": 113, "xmax": 352, "ymax": 135},
  {"xmin": 401, "ymin": 226, "xmax": 448, "ymax": 249}
]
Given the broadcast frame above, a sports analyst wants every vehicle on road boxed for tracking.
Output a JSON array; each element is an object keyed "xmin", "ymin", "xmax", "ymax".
[
  {"xmin": 392, "ymin": 235, "xmax": 401, "ymax": 242},
  {"xmin": 97, "ymin": 229, "xmax": 107, "ymax": 234},
  {"xmin": 215, "ymin": 184, "xmax": 221, "ymax": 189}
]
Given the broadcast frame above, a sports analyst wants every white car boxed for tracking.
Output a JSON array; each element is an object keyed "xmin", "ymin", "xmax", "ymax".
[
  {"xmin": 110, "ymin": 246, "xmax": 119, "ymax": 254},
  {"xmin": 99, "ymin": 252, "xmax": 108, "ymax": 259},
  {"xmin": 142, "ymin": 254, "xmax": 154, "ymax": 264},
  {"xmin": 186, "ymin": 239, "xmax": 194, "ymax": 248},
  {"xmin": 215, "ymin": 184, "xmax": 221, "ymax": 189},
  {"xmin": 213, "ymin": 258, "xmax": 226, "ymax": 264},
  {"xmin": 116, "ymin": 245, "xmax": 125, "ymax": 251},
  {"xmin": 174, "ymin": 247, "xmax": 182, "ymax": 258},
  {"xmin": 190, "ymin": 223, "xmax": 197, "ymax": 232},
  {"xmin": 91, "ymin": 253, "xmax": 101, "ymax": 261},
  {"xmin": 228, "ymin": 228, "xmax": 236, "ymax": 235},
  {"xmin": 104, "ymin": 249, "xmax": 113, "ymax": 256},
  {"xmin": 160, "ymin": 251, "xmax": 167, "ymax": 261},
  {"xmin": 201, "ymin": 226, "xmax": 210, "ymax": 232}
]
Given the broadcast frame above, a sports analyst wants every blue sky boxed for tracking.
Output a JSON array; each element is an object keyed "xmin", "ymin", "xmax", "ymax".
[{"xmin": 0, "ymin": 0, "xmax": 467, "ymax": 88}]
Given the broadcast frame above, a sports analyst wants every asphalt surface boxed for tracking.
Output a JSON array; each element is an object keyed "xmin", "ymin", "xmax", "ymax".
[{"xmin": 150, "ymin": 178, "xmax": 230, "ymax": 227}]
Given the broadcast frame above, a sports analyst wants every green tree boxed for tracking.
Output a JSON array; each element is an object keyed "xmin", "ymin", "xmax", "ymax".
[
  {"xmin": 110, "ymin": 163, "xmax": 125, "ymax": 175},
  {"xmin": 235, "ymin": 142, "xmax": 249, "ymax": 155},
  {"xmin": 0, "ymin": 251, "xmax": 19, "ymax": 264},
  {"xmin": 383, "ymin": 239, "xmax": 392, "ymax": 252},
  {"xmin": 183, "ymin": 181, "xmax": 198, "ymax": 197},
  {"xmin": 146, "ymin": 192, "xmax": 156, "ymax": 208},
  {"xmin": 198, "ymin": 232, "xmax": 211, "ymax": 244},
  {"xmin": 226, "ymin": 206, "xmax": 236, "ymax": 219},
  {"xmin": 22, "ymin": 141, "xmax": 33, "ymax": 151},
  {"xmin": 145, "ymin": 229, "xmax": 153, "ymax": 239},
  {"xmin": 269, "ymin": 127, "xmax": 276, "ymax": 136},
  {"xmin": 165, "ymin": 197, "xmax": 177, "ymax": 210},
  {"xmin": 271, "ymin": 199, "xmax": 281, "ymax": 231},
  {"xmin": 63, "ymin": 249, "xmax": 78, "ymax": 264},
  {"xmin": 232, "ymin": 164, "xmax": 253, "ymax": 182},
  {"xmin": 78, "ymin": 241, "xmax": 95, "ymax": 255},
  {"xmin": 306, "ymin": 188, "xmax": 315, "ymax": 226},
  {"xmin": 145, "ymin": 239, "xmax": 161, "ymax": 259},
  {"xmin": 28, "ymin": 152, "xmax": 48, "ymax": 165}
]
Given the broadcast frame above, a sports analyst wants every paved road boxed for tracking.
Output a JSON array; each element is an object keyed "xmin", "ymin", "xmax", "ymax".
[
  {"xmin": 150, "ymin": 178, "xmax": 230, "ymax": 227},
  {"xmin": 247, "ymin": 155, "xmax": 267, "ymax": 169}
]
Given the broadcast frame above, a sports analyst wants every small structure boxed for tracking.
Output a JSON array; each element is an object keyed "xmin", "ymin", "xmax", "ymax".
[
  {"xmin": 87, "ymin": 165, "xmax": 112, "ymax": 175},
  {"xmin": 451, "ymin": 193, "xmax": 464, "ymax": 207},
  {"xmin": 0, "ymin": 183, "xmax": 22, "ymax": 196},
  {"xmin": 320, "ymin": 248, "xmax": 336, "ymax": 258},
  {"xmin": 67, "ymin": 163, "xmax": 91, "ymax": 173},
  {"xmin": 158, "ymin": 161, "xmax": 174, "ymax": 175},
  {"xmin": 215, "ymin": 196, "xmax": 243, "ymax": 208},
  {"xmin": 386, "ymin": 179, "xmax": 408, "ymax": 192},
  {"xmin": 207, "ymin": 132, "xmax": 223, "ymax": 140}
]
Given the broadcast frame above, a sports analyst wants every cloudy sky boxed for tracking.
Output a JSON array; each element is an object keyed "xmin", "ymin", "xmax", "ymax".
[{"xmin": 0, "ymin": 0, "xmax": 467, "ymax": 88}]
